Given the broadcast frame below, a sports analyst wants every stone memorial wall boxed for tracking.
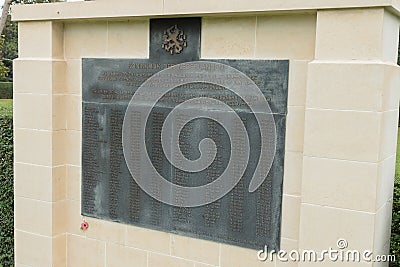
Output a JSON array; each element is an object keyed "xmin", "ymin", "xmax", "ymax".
[{"xmin": 12, "ymin": 1, "xmax": 400, "ymax": 266}]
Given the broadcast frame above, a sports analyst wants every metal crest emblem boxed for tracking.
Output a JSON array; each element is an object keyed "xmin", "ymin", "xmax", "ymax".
[{"xmin": 162, "ymin": 25, "xmax": 187, "ymax": 55}]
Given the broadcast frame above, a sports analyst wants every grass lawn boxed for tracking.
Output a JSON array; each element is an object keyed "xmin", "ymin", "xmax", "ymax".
[
  {"xmin": 0, "ymin": 99, "xmax": 12, "ymax": 109},
  {"xmin": 0, "ymin": 99, "xmax": 12, "ymax": 116}
]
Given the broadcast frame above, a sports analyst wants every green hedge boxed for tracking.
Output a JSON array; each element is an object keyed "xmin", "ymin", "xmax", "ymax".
[
  {"xmin": 391, "ymin": 180, "xmax": 400, "ymax": 267},
  {"xmin": 0, "ymin": 82, "xmax": 12, "ymax": 99},
  {"xmin": 0, "ymin": 104, "xmax": 13, "ymax": 266}
]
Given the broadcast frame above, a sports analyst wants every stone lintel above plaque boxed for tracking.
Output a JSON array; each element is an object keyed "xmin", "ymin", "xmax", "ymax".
[{"xmin": 11, "ymin": 1, "xmax": 400, "ymax": 22}]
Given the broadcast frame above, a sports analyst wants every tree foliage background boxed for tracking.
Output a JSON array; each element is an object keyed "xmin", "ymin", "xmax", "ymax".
[{"xmin": 1, "ymin": 16, "xmax": 16, "ymax": 81}]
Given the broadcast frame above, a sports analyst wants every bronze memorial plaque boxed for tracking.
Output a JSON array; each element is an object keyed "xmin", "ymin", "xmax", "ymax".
[{"xmin": 82, "ymin": 17, "xmax": 289, "ymax": 250}]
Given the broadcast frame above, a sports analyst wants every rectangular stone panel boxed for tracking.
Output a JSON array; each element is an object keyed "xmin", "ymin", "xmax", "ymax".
[{"xmin": 82, "ymin": 58, "xmax": 288, "ymax": 250}]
